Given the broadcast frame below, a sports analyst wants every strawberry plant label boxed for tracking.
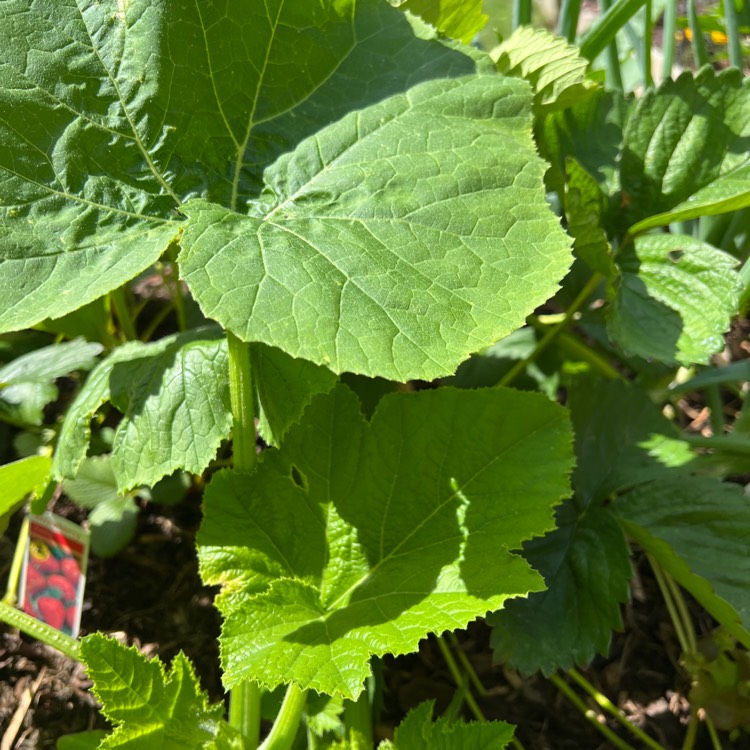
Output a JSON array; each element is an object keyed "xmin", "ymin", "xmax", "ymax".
[{"xmin": 18, "ymin": 513, "xmax": 89, "ymax": 639}]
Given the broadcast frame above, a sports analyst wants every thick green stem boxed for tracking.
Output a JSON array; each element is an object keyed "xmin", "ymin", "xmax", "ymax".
[
  {"xmin": 111, "ymin": 287, "xmax": 137, "ymax": 341},
  {"xmin": 512, "ymin": 0, "xmax": 532, "ymax": 28},
  {"xmin": 600, "ymin": 0, "xmax": 624, "ymax": 90},
  {"xmin": 687, "ymin": 0, "xmax": 708, "ymax": 68},
  {"xmin": 343, "ymin": 690, "xmax": 373, "ymax": 749},
  {"xmin": 642, "ymin": 0, "xmax": 653, "ymax": 88},
  {"xmin": 0, "ymin": 601, "xmax": 81, "ymax": 661},
  {"xmin": 258, "ymin": 684, "xmax": 307, "ymax": 750},
  {"xmin": 723, "ymin": 0, "xmax": 744, "ymax": 70},
  {"xmin": 227, "ymin": 333, "xmax": 261, "ymax": 747},
  {"xmin": 497, "ymin": 273, "xmax": 603, "ymax": 388},
  {"xmin": 661, "ymin": 0, "xmax": 677, "ymax": 80},
  {"xmin": 550, "ymin": 673, "xmax": 639, "ymax": 750},
  {"xmin": 567, "ymin": 668, "xmax": 667, "ymax": 750}
]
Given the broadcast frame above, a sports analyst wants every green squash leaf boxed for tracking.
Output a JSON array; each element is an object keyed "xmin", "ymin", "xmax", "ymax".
[
  {"xmin": 80, "ymin": 633, "xmax": 235, "ymax": 749},
  {"xmin": 381, "ymin": 700, "xmax": 514, "ymax": 748},
  {"xmin": 392, "ymin": 0, "xmax": 487, "ymax": 43},
  {"xmin": 489, "ymin": 501, "xmax": 631, "ymax": 675},
  {"xmin": 615, "ymin": 476, "xmax": 750, "ymax": 648},
  {"xmin": 0, "ymin": 455, "xmax": 51, "ymax": 516},
  {"xmin": 0, "ymin": 0, "xmax": 487, "ymax": 334},
  {"xmin": 491, "ymin": 26, "xmax": 598, "ymax": 111},
  {"xmin": 180, "ymin": 74, "xmax": 572, "ymax": 380},
  {"xmin": 53, "ymin": 328, "xmax": 231, "ymax": 492},
  {"xmin": 607, "ymin": 234, "xmax": 740, "ymax": 365},
  {"xmin": 0, "ymin": 338, "xmax": 102, "ymax": 426},
  {"xmin": 198, "ymin": 384, "xmax": 573, "ymax": 698},
  {"xmin": 619, "ymin": 67, "xmax": 750, "ymax": 228}
]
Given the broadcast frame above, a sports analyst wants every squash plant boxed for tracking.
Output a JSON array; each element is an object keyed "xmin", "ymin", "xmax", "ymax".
[{"xmin": 0, "ymin": 0, "xmax": 749, "ymax": 748}]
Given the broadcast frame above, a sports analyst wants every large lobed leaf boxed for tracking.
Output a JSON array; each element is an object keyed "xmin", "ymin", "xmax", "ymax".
[
  {"xmin": 180, "ymin": 74, "xmax": 572, "ymax": 380},
  {"xmin": 198, "ymin": 385, "xmax": 574, "ymax": 698}
]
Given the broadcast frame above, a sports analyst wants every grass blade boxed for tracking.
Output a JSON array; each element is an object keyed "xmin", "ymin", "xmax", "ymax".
[{"xmin": 579, "ymin": 0, "xmax": 647, "ymax": 62}]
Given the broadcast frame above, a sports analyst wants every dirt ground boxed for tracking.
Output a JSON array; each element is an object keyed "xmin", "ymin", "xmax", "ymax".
[{"xmin": 1, "ymin": 488, "xmax": 746, "ymax": 750}]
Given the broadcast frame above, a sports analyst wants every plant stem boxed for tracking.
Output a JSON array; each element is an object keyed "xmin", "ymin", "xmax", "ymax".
[
  {"xmin": 111, "ymin": 287, "xmax": 137, "ymax": 341},
  {"xmin": 661, "ymin": 0, "xmax": 677, "ymax": 80},
  {"xmin": 0, "ymin": 601, "xmax": 81, "ymax": 661},
  {"xmin": 642, "ymin": 0, "xmax": 653, "ymax": 88},
  {"xmin": 681, "ymin": 708, "xmax": 699, "ymax": 750},
  {"xmin": 447, "ymin": 632, "xmax": 487, "ymax": 696},
  {"xmin": 550, "ymin": 673, "xmax": 639, "ymax": 750},
  {"xmin": 436, "ymin": 635, "xmax": 485, "ymax": 722},
  {"xmin": 705, "ymin": 384, "xmax": 725, "ymax": 435},
  {"xmin": 558, "ymin": 0, "xmax": 582, "ymax": 42},
  {"xmin": 567, "ymin": 668, "xmax": 666, "ymax": 750},
  {"xmin": 579, "ymin": 0, "xmax": 647, "ymax": 62},
  {"xmin": 343, "ymin": 689, "xmax": 373, "ymax": 749},
  {"xmin": 258, "ymin": 684, "xmax": 307, "ymax": 750},
  {"xmin": 682, "ymin": 433, "xmax": 750, "ymax": 455},
  {"xmin": 227, "ymin": 332, "xmax": 261, "ymax": 747},
  {"xmin": 512, "ymin": 0, "xmax": 532, "ymax": 28},
  {"xmin": 648, "ymin": 556, "xmax": 695, "ymax": 655},
  {"xmin": 497, "ymin": 273, "xmax": 603, "ymax": 388},
  {"xmin": 723, "ymin": 0, "xmax": 744, "ymax": 69},
  {"xmin": 687, "ymin": 0, "xmax": 708, "ymax": 68},
  {"xmin": 600, "ymin": 0, "xmax": 624, "ymax": 90},
  {"xmin": 705, "ymin": 715, "xmax": 722, "ymax": 750}
]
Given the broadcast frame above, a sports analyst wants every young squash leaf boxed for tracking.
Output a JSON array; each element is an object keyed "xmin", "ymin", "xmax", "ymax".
[
  {"xmin": 491, "ymin": 26, "xmax": 598, "ymax": 112},
  {"xmin": 180, "ymin": 72, "xmax": 572, "ymax": 380},
  {"xmin": 53, "ymin": 328, "xmax": 230, "ymax": 492},
  {"xmin": 607, "ymin": 234, "xmax": 740, "ymax": 366},
  {"xmin": 616, "ymin": 476, "xmax": 750, "ymax": 650},
  {"xmin": 488, "ymin": 500, "xmax": 631, "ymax": 675},
  {"xmin": 198, "ymin": 385, "xmax": 574, "ymax": 698},
  {"xmin": 380, "ymin": 700, "xmax": 514, "ymax": 749},
  {"xmin": 391, "ymin": 0, "xmax": 488, "ymax": 43},
  {"xmin": 80, "ymin": 633, "xmax": 240, "ymax": 749}
]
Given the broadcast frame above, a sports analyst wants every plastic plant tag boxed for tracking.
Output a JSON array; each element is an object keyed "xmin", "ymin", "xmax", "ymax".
[{"xmin": 18, "ymin": 513, "xmax": 90, "ymax": 638}]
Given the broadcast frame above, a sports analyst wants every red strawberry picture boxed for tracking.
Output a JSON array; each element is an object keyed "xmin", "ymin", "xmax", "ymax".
[{"xmin": 36, "ymin": 597, "xmax": 66, "ymax": 631}]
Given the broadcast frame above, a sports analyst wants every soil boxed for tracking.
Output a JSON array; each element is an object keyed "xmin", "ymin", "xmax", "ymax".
[{"xmin": 1, "ymin": 487, "xmax": 747, "ymax": 749}]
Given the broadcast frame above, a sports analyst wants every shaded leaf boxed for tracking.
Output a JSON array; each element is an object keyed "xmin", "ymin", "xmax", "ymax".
[
  {"xmin": 0, "ymin": 339, "xmax": 102, "ymax": 426},
  {"xmin": 251, "ymin": 344, "xmax": 337, "ymax": 446},
  {"xmin": 381, "ymin": 700, "xmax": 514, "ymax": 748},
  {"xmin": 489, "ymin": 501, "xmax": 631, "ymax": 676},
  {"xmin": 620, "ymin": 67, "xmax": 750, "ymax": 228},
  {"xmin": 607, "ymin": 234, "xmax": 740, "ymax": 365},
  {"xmin": 615, "ymin": 476, "xmax": 750, "ymax": 648},
  {"xmin": 198, "ymin": 385, "xmax": 573, "ymax": 698},
  {"xmin": 180, "ymin": 75, "xmax": 572, "ymax": 380}
]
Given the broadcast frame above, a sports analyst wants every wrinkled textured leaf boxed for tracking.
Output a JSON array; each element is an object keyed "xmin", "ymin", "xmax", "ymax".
[
  {"xmin": 489, "ymin": 501, "xmax": 631, "ymax": 675},
  {"xmin": 0, "ymin": 0, "xmax": 488, "ymax": 334},
  {"xmin": 80, "ymin": 633, "xmax": 232, "ymax": 749},
  {"xmin": 616, "ymin": 476, "xmax": 750, "ymax": 648},
  {"xmin": 629, "ymin": 160, "xmax": 750, "ymax": 234},
  {"xmin": 108, "ymin": 330, "xmax": 230, "ymax": 491},
  {"xmin": 620, "ymin": 67, "xmax": 750, "ymax": 227},
  {"xmin": 53, "ymin": 329, "xmax": 231, "ymax": 491},
  {"xmin": 0, "ymin": 339, "xmax": 102, "ymax": 425},
  {"xmin": 0, "ymin": 455, "xmax": 51, "ymax": 516},
  {"xmin": 393, "ymin": 0, "xmax": 487, "ymax": 43},
  {"xmin": 569, "ymin": 378, "xmax": 686, "ymax": 504},
  {"xmin": 251, "ymin": 344, "xmax": 338, "ymax": 446},
  {"xmin": 492, "ymin": 26, "xmax": 597, "ymax": 111},
  {"xmin": 198, "ymin": 385, "xmax": 573, "ymax": 698},
  {"xmin": 180, "ymin": 75, "xmax": 572, "ymax": 380},
  {"xmin": 381, "ymin": 700, "xmax": 514, "ymax": 748},
  {"xmin": 608, "ymin": 234, "xmax": 740, "ymax": 365}
]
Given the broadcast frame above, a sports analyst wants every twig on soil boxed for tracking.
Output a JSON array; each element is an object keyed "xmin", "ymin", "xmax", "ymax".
[{"xmin": 0, "ymin": 667, "xmax": 46, "ymax": 750}]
